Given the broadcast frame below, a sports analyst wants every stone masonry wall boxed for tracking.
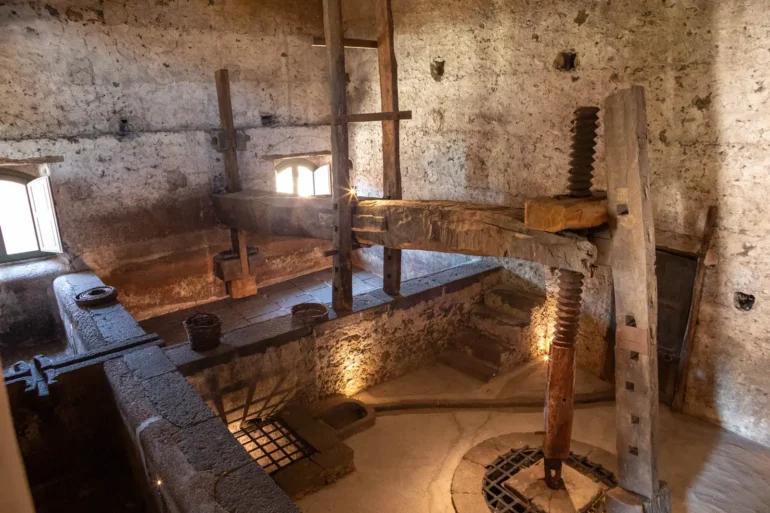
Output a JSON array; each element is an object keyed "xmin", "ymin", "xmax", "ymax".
[
  {"xmin": 341, "ymin": 0, "xmax": 770, "ymax": 446},
  {"xmin": 0, "ymin": 0, "xmax": 334, "ymax": 344}
]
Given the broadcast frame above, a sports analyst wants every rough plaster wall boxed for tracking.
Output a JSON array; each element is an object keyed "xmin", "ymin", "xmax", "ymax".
[
  {"xmin": 341, "ymin": 0, "xmax": 770, "ymax": 445},
  {"xmin": 0, "ymin": 0, "xmax": 334, "ymax": 328}
]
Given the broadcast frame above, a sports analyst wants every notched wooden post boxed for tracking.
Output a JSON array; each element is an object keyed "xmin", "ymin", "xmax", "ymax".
[
  {"xmin": 604, "ymin": 86, "xmax": 671, "ymax": 513},
  {"xmin": 323, "ymin": 0, "xmax": 353, "ymax": 311},
  {"xmin": 376, "ymin": 0, "xmax": 402, "ymax": 295}
]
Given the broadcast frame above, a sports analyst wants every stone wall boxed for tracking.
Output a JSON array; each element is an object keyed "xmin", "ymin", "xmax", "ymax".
[
  {"xmin": 182, "ymin": 263, "xmax": 502, "ymax": 423},
  {"xmin": 0, "ymin": 0, "xmax": 334, "ymax": 349},
  {"xmin": 341, "ymin": 0, "xmax": 770, "ymax": 445}
]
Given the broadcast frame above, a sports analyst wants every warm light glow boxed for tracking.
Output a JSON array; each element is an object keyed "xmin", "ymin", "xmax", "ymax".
[
  {"xmin": 543, "ymin": 355, "xmax": 549, "ymax": 362},
  {"xmin": 156, "ymin": 479, "xmax": 163, "ymax": 487},
  {"xmin": 347, "ymin": 186, "xmax": 358, "ymax": 197}
]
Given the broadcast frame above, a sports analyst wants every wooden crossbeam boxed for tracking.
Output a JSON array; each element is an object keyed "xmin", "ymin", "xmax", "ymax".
[
  {"xmin": 211, "ymin": 192, "xmax": 598, "ymax": 274},
  {"xmin": 375, "ymin": 0, "xmax": 402, "ymax": 295},
  {"xmin": 334, "ymin": 111, "xmax": 411, "ymax": 124},
  {"xmin": 524, "ymin": 196, "xmax": 608, "ymax": 233},
  {"xmin": 311, "ymin": 36, "xmax": 378, "ymax": 49},
  {"xmin": 323, "ymin": 0, "xmax": 354, "ymax": 311}
]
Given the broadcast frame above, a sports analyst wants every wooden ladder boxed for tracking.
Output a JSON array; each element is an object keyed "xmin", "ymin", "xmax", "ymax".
[{"xmin": 317, "ymin": 0, "xmax": 410, "ymax": 311}]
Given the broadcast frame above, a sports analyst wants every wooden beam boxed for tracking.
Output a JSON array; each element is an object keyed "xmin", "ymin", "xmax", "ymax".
[
  {"xmin": 0, "ymin": 156, "xmax": 63, "ymax": 167},
  {"xmin": 215, "ymin": 69, "xmax": 257, "ymax": 299},
  {"xmin": 0, "ymin": 365, "xmax": 36, "ymax": 513},
  {"xmin": 334, "ymin": 111, "xmax": 411, "ymax": 124},
  {"xmin": 211, "ymin": 193, "xmax": 597, "ymax": 273},
  {"xmin": 323, "ymin": 0, "xmax": 353, "ymax": 311},
  {"xmin": 376, "ymin": 0, "xmax": 402, "ymax": 295},
  {"xmin": 604, "ymin": 86, "xmax": 668, "ymax": 510},
  {"xmin": 311, "ymin": 36, "xmax": 378, "ymax": 49},
  {"xmin": 672, "ymin": 206, "xmax": 718, "ymax": 412},
  {"xmin": 525, "ymin": 196, "xmax": 608, "ymax": 233}
]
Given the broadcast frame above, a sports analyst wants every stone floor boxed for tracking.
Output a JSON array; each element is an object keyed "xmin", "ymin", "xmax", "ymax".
[
  {"xmin": 298, "ymin": 362, "xmax": 770, "ymax": 513},
  {"xmin": 140, "ymin": 267, "xmax": 382, "ymax": 346}
]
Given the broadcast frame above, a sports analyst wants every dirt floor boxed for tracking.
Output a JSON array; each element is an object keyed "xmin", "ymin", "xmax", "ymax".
[{"xmin": 297, "ymin": 362, "xmax": 770, "ymax": 513}]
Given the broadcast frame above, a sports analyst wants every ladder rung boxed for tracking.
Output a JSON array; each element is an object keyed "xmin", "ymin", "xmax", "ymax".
[
  {"xmin": 335, "ymin": 111, "xmax": 412, "ymax": 124},
  {"xmin": 312, "ymin": 36, "xmax": 378, "ymax": 49}
]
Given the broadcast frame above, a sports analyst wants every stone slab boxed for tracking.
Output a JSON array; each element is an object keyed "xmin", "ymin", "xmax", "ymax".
[
  {"xmin": 294, "ymin": 419, "xmax": 342, "ymax": 452},
  {"xmin": 451, "ymin": 459, "xmax": 486, "ymax": 495},
  {"xmin": 502, "ymin": 460, "xmax": 604, "ymax": 513},
  {"xmin": 142, "ymin": 371, "xmax": 216, "ymax": 429},
  {"xmin": 272, "ymin": 458, "xmax": 326, "ymax": 500},
  {"xmin": 224, "ymin": 315, "xmax": 312, "ymax": 358},
  {"xmin": 217, "ymin": 462, "xmax": 300, "ymax": 513},
  {"xmin": 165, "ymin": 341, "xmax": 236, "ymax": 376},
  {"xmin": 123, "ymin": 345, "xmax": 176, "ymax": 380},
  {"xmin": 311, "ymin": 442, "xmax": 355, "ymax": 483},
  {"xmin": 174, "ymin": 418, "xmax": 252, "ymax": 476}
]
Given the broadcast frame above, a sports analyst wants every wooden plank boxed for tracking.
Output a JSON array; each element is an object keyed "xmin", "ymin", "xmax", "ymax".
[
  {"xmin": 311, "ymin": 36, "xmax": 378, "ymax": 49},
  {"xmin": 323, "ymin": 0, "xmax": 353, "ymax": 311},
  {"xmin": 0, "ymin": 156, "xmax": 63, "ymax": 167},
  {"xmin": 605, "ymin": 86, "xmax": 661, "ymax": 503},
  {"xmin": 335, "ymin": 111, "xmax": 411, "ymax": 124},
  {"xmin": 215, "ymin": 69, "xmax": 256, "ymax": 299},
  {"xmin": 672, "ymin": 205, "xmax": 718, "ymax": 412},
  {"xmin": 376, "ymin": 0, "xmax": 402, "ymax": 295},
  {"xmin": 211, "ymin": 193, "xmax": 597, "ymax": 273},
  {"xmin": 525, "ymin": 196, "xmax": 608, "ymax": 233}
]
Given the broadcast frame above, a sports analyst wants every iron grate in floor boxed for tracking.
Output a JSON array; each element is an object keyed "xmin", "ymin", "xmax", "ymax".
[
  {"xmin": 233, "ymin": 417, "xmax": 314, "ymax": 475},
  {"xmin": 483, "ymin": 446, "xmax": 618, "ymax": 513}
]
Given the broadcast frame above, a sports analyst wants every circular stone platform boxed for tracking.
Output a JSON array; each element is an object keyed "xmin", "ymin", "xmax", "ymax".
[{"xmin": 451, "ymin": 432, "xmax": 618, "ymax": 513}]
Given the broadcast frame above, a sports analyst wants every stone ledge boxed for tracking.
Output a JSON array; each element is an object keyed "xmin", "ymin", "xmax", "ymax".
[
  {"xmin": 54, "ymin": 272, "xmax": 146, "ymax": 354},
  {"xmin": 165, "ymin": 261, "xmax": 502, "ymax": 377}
]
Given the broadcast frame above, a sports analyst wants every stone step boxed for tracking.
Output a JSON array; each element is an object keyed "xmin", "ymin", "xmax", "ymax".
[
  {"xmin": 483, "ymin": 283, "xmax": 545, "ymax": 319},
  {"xmin": 438, "ymin": 349, "xmax": 499, "ymax": 382},
  {"xmin": 452, "ymin": 329, "xmax": 505, "ymax": 365},
  {"xmin": 471, "ymin": 304, "xmax": 528, "ymax": 345}
]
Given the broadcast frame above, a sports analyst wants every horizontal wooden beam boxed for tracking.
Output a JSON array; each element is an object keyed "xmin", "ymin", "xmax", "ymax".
[
  {"xmin": 525, "ymin": 196, "xmax": 608, "ymax": 233},
  {"xmin": 0, "ymin": 156, "xmax": 63, "ymax": 167},
  {"xmin": 212, "ymin": 191, "xmax": 598, "ymax": 273},
  {"xmin": 312, "ymin": 36, "xmax": 378, "ymax": 49},
  {"xmin": 334, "ymin": 111, "xmax": 412, "ymax": 124}
]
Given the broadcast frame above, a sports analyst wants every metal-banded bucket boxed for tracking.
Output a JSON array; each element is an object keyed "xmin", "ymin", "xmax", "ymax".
[{"xmin": 184, "ymin": 312, "xmax": 221, "ymax": 351}]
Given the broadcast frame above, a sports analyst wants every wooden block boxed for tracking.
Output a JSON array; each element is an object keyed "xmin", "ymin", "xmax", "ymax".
[
  {"xmin": 226, "ymin": 278, "xmax": 257, "ymax": 299},
  {"xmin": 311, "ymin": 36, "xmax": 378, "ymax": 49},
  {"xmin": 334, "ymin": 111, "xmax": 411, "ymax": 124},
  {"xmin": 524, "ymin": 196, "xmax": 608, "ymax": 233}
]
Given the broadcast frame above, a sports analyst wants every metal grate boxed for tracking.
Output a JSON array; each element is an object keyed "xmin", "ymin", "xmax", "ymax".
[
  {"xmin": 483, "ymin": 446, "xmax": 617, "ymax": 513},
  {"xmin": 233, "ymin": 417, "xmax": 314, "ymax": 475}
]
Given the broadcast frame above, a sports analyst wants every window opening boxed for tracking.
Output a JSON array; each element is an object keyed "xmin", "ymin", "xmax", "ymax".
[
  {"xmin": 0, "ymin": 169, "xmax": 62, "ymax": 263},
  {"xmin": 274, "ymin": 158, "xmax": 331, "ymax": 197}
]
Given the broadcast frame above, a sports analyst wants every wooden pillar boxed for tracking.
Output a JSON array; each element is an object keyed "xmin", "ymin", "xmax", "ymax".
[
  {"xmin": 215, "ymin": 69, "xmax": 256, "ymax": 299},
  {"xmin": 323, "ymin": 0, "xmax": 353, "ymax": 311},
  {"xmin": 375, "ymin": 0, "xmax": 402, "ymax": 295},
  {"xmin": 0, "ymin": 362, "xmax": 36, "ymax": 513},
  {"xmin": 604, "ymin": 86, "xmax": 670, "ymax": 512}
]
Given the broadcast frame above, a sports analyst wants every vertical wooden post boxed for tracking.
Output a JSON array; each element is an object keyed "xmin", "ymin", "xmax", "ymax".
[
  {"xmin": 604, "ymin": 86, "xmax": 670, "ymax": 512},
  {"xmin": 375, "ymin": 0, "xmax": 402, "ymax": 295},
  {"xmin": 215, "ymin": 69, "xmax": 256, "ymax": 299},
  {"xmin": 323, "ymin": 0, "xmax": 353, "ymax": 311},
  {"xmin": 0, "ymin": 362, "xmax": 36, "ymax": 513}
]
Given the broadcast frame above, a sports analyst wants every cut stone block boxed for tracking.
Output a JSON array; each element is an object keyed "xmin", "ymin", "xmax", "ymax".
[{"xmin": 502, "ymin": 460, "xmax": 606, "ymax": 513}]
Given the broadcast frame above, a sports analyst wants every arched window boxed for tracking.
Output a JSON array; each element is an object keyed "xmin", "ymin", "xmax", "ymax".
[
  {"xmin": 275, "ymin": 158, "xmax": 331, "ymax": 197},
  {"xmin": 0, "ymin": 170, "xmax": 62, "ymax": 263}
]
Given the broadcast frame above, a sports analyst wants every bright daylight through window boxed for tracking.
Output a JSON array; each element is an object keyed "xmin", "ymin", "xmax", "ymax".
[{"xmin": 0, "ymin": 171, "xmax": 62, "ymax": 263}]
